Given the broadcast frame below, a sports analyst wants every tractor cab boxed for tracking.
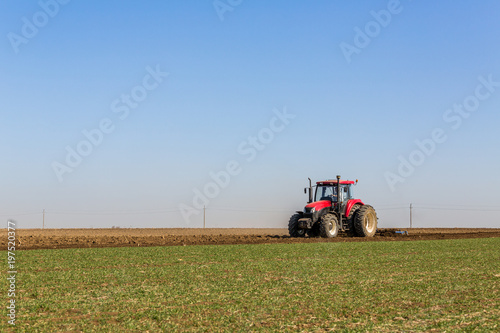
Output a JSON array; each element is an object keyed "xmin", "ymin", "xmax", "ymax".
[
  {"xmin": 314, "ymin": 181, "xmax": 354, "ymax": 203},
  {"xmin": 309, "ymin": 180, "xmax": 357, "ymax": 204}
]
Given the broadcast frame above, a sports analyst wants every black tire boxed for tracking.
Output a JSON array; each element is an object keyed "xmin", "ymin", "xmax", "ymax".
[
  {"xmin": 345, "ymin": 204, "xmax": 361, "ymax": 236},
  {"xmin": 288, "ymin": 214, "xmax": 306, "ymax": 237},
  {"xmin": 353, "ymin": 205, "xmax": 377, "ymax": 237},
  {"xmin": 319, "ymin": 214, "xmax": 338, "ymax": 238}
]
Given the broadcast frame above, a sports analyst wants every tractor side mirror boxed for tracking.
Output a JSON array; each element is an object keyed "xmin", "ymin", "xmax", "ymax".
[{"xmin": 304, "ymin": 188, "xmax": 307, "ymax": 194}]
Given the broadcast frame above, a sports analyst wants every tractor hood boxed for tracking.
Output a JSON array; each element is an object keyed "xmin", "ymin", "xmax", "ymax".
[{"xmin": 305, "ymin": 200, "xmax": 331, "ymax": 212}]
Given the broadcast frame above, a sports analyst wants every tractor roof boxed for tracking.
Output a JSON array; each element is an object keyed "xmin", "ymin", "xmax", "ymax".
[{"xmin": 316, "ymin": 180, "xmax": 356, "ymax": 185}]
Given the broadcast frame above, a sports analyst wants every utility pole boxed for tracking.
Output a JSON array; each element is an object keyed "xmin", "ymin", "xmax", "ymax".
[
  {"xmin": 203, "ymin": 206, "xmax": 206, "ymax": 229},
  {"xmin": 43, "ymin": 209, "xmax": 45, "ymax": 229},
  {"xmin": 409, "ymin": 203, "xmax": 413, "ymax": 229}
]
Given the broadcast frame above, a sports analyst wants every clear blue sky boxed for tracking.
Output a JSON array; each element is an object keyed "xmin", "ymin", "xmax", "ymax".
[{"xmin": 2, "ymin": 0, "xmax": 499, "ymax": 229}]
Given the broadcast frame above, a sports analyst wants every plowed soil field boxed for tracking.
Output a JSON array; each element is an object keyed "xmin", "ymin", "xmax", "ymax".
[{"xmin": 2, "ymin": 228, "xmax": 499, "ymax": 250}]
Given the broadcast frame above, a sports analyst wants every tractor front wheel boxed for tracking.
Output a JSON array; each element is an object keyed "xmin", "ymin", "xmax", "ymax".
[
  {"xmin": 288, "ymin": 214, "xmax": 306, "ymax": 237},
  {"xmin": 354, "ymin": 205, "xmax": 377, "ymax": 237},
  {"xmin": 319, "ymin": 214, "xmax": 338, "ymax": 238}
]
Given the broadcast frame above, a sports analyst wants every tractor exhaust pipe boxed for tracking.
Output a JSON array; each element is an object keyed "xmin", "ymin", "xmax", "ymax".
[
  {"xmin": 307, "ymin": 177, "xmax": 313, "ymax": 203},
  {"xmin": 337, "ymin": 175, "xmax": 342, "ymax": 229}
]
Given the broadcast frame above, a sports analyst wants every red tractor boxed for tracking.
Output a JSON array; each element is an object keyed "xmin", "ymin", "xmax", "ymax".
[{"xmin": 289, "ymin": 175, "xmax": 377, "ymax": 238}]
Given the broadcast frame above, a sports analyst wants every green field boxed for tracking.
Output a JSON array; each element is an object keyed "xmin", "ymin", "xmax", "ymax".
[{"xmin": 2, "ymin": 238, "xmax": 499, "ymax": 332}]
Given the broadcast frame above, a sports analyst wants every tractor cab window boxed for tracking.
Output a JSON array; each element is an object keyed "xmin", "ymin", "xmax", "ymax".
[
  {"xmin": 315, "ymin": 185, "xmax": 351, "ymax": 202},
  {"xmin": 341, "ymin": 186, "xmax": 350, "ymax": 201},
  {"xmin": 315, "ymin": 186, "xmax": 337, "ymax": 202}
]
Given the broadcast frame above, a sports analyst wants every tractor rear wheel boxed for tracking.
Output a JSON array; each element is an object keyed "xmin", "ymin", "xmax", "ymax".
[
  {"xmin": 345, "ymin": 204, "xmax": 361, "ymax": 236},
  {"xmin": 319, "ymin": 214, "xmax": 338, "ymax": 238},
  {"xmin": 354, "ymin": 205, "xmax": 377, "ymax": 237},
  {"xmin": 288, "ymin": 214, "xmax": 306, "ymax": 237}
]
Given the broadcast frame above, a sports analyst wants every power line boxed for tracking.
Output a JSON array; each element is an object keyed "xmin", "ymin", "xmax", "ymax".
[
  {"xmin": 0, "ymin": 211, "xmax": 41, "ymax": 217},
  {"xmin": 410, "ymin": 203, "xmax": 413, "ymax": 229},
  {"xmin": 376, "ymin": 207, "xmax": 408, "ymax": 211},
  {"xmin": 208, "ymin": 208, "xmax": 291, "ymax": 212},
  {"xmin": 412, "ymin": 203, "xmax": 500, "ymax": 209},
  {"xmin": 416, "ymin": 207, "xmax": 500, "ymax": 212},
  {"xmin": 374, "ymin": 204, "xmax": 408, "ymax": 208},
  {"xmin": 46, "ymin": 209, "xmax": 180, "ymax": 216},
  {"xmin": 3, "ymin": 203, "xmax": 500, "ymax": 217}
]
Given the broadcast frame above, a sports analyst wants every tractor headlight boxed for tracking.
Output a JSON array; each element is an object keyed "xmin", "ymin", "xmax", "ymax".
[{"xmin": 304, "ymin": 207, "xmax": 316, "ymax": 214}]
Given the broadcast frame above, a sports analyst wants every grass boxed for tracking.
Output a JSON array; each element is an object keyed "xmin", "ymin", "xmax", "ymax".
[{"xmin": 1, "ymin": 237, "xmax": 499, "ymax": 332}]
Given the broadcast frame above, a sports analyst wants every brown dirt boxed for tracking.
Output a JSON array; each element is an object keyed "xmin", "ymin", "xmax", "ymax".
[{"xmin": 2, "ymin": 228, "xmax": 499, "ymax": 250}]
